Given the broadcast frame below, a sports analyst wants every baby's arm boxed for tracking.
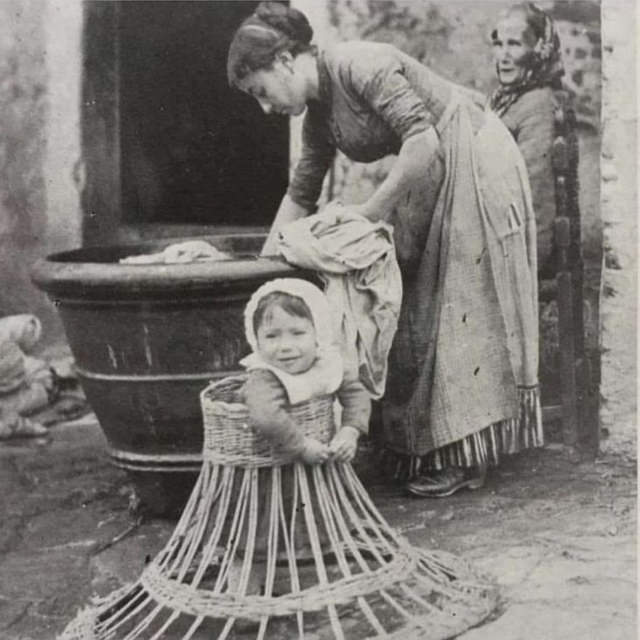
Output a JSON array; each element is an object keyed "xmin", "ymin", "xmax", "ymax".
[
  {"xmin": 244, "ymin": 370, "xmax": 328, "ymax": 463},
  {"xmin": 330, "ymin": 376, "xmax": 372, "ymax": 462}
]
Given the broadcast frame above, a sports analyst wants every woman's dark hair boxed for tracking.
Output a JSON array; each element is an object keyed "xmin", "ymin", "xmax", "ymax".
[
  {"xmin": 227, "ymin": 1, "xmax": 314, "ymax": 86},
  {"xmin": 253, "ymin": 291, "xmax": 314, "ymax": 335}
]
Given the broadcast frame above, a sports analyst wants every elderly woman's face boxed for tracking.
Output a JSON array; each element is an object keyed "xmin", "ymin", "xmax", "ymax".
[
  {"xmin": 238, "ymin": 54, "xmax": 308, "ymax": 117},
  {"xmin": 492, "ymin": 13, "xmax": 536, "ymax": 86}
]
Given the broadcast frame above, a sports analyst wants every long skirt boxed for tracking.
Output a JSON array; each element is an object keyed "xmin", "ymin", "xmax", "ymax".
[{"xmin": 380, "ymin": 98, "xmax": 543, "ymax": 472}]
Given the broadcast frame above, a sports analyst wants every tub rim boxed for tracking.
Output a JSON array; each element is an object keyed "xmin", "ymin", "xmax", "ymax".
[{"xmin": 31, "ymin": 233, "xmax": 302, "ymax": 297}]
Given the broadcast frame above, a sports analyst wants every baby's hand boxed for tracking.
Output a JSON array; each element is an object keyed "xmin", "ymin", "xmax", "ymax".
[
  {"xmin": 329, "ymin": 426, "xmax": 360, "ymax": 463},
  {"xmin": 301, "ymin": 437, "xmax": 330, "ymax": 465}
]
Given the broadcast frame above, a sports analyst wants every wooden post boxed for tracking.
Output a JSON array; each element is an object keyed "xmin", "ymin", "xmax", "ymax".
[
  {"xmin": 551, "ymin": 98, "xmax": 600, "ymax": 457},
  {"xmin": 554, "ymin": 215, "xmax": 579, "ymax": 449},
  {"xmin": 556, "ymin": 96, "xmax": 599, "ymax": 457},
  {"xmin": 552, "ymin": 132, "xmax": 579, "ymax": 449},
  {"xmin": 81, "ymin": 1, "xmax": 122, "ymax": 246}
]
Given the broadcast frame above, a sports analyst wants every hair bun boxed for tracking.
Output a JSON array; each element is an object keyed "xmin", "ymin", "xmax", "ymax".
[{"xmin": 254, "ymin": 1, "xmax": 313, "ymax": 45}]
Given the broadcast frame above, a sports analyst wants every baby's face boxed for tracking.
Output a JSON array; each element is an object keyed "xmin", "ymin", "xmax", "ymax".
[{"xmin": 256, "ymin": 306, "xmax": 318, "ymax": 375}]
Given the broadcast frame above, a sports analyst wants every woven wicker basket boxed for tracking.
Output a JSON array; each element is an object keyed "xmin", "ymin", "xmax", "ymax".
[
  {"xmin": 200, "ymin": 374, "xmax": 336, "ymax": 467},
  {"xmin": 58, "ymin": 375, "xmax": 498, "ymax": 639}
]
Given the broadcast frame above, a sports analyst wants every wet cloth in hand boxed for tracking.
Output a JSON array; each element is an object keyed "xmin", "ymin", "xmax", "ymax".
[{"xmin": 278, "ymin": 204, "xmax": 402, "ymax": 399}]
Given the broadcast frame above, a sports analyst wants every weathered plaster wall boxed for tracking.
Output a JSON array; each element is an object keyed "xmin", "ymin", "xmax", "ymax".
[
  {"xmin": 598, "ymin": 0, "xmax": 637, "ymax": 449},
  {"xmin": 43, "ymin": 1, "xmax": 82, "ymax": 256},
  {"xmin": 0, "ymin": 0, "xmax": 82, "ymax": 345},
  {"xmin": 0, "ymin": 1, "xmax": 47, "ymax": 321}
]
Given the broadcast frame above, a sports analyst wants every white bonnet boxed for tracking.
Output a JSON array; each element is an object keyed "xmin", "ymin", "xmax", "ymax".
[{"xmin": 243, "ymin": 278, "xmax": 334, "ymax": 353}]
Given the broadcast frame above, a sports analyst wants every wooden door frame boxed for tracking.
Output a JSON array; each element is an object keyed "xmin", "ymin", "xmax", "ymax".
[
  {"xmin": 81, "ymin": 1, "xmax": 121, "ymax": 246},
  {"xmin": 80, "ymin": 2, "xmax": 271, "ymax": 247}
]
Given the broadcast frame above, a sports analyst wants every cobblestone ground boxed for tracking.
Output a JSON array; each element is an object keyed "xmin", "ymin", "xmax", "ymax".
[{"xmin": 0, "ymin": 415, "xmax": 635, "ymax": 640}]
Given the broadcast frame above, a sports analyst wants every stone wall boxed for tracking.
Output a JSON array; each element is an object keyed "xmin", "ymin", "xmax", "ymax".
[
  {"xmin": 598, "ymin": 0, "xmax": 637, "ymax": 450},
  {"xmin": 0, "ymin": 0, "xmax": 48, "ymax": 320},
  {"xmin": 0, "ymin": 0, "xmax": 82, "ymax": 344}
]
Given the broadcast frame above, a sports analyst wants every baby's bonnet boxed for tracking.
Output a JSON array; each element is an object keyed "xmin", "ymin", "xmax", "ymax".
[{"xmin": 241, "ymin": 278, "xmax": 343, "ymax": 404}]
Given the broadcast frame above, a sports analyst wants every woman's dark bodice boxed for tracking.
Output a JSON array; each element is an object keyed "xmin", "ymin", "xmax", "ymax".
[{"xmin": 287, "ymin": 41, "xmax": 457, "ymax": 210}]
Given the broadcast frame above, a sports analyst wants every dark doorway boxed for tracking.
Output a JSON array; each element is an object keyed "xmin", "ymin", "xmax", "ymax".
[
  {"xmin": 119, "ymin": 1, "xmax": 289, "ymax": 227},
  {"xmin": 82, "ymin": 1, "xmax": 289, "ymax": 244}
]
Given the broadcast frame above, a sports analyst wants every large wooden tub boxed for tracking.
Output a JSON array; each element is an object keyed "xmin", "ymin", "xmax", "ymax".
[{"xmin": 32, "ymin": 234, "xmax": 308, "ymax": 516}]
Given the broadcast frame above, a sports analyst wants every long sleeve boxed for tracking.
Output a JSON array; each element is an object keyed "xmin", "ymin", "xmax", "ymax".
[
  {"xmin": 337, "ymin": 373, "xmax": 371, "ymax": 435},
  {"xmin": 337, "ymin": 45, "xmax": 434, "ymax": 143},
  {"xmin": 243, "ymin": 369, "xmax": 306, "ymax": 456},
  {"xmin": 502, "ymin": 88, "xmax": 556, "ymax": 264},
  {"xmin": 287, "ymin": 103, "xmax": 336, "ymax": 212}
]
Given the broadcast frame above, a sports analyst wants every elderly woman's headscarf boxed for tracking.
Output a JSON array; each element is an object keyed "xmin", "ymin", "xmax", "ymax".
[{"xmin": 489, "ymin": 3, "xmax": 564, "ymax": 117}]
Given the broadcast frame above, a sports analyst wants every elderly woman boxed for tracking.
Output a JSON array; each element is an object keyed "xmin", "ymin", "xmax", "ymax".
[
  {"xmin": 489, "ymin": 2, "xmax": 567, "ymax": 273},
  {"xmin": 227, "ymin": 2, "xmax": 543, "ymax": 497}
]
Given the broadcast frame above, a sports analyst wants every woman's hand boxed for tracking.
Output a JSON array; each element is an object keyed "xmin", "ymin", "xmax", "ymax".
[
  {"xmin": 329, "ymin": 426, "xmax": 360, "ymax": 463},
  {"xmin": 260, "ymin": 195, "xmax": 310, "ymax": 257},
  {"xmin": 260, "ymin": 233, "xmax": 281, "ymax": 257},
  {"xmin": 346, "ymin": 202, "xmax": 378, "ymax": 222},
  {"xmin": 301, "ymin": 437, "xmax": 330, "ymax": 465},
  {"xmin": 322, "ymin": 199, "xmax": 374, "ymax": 222}
]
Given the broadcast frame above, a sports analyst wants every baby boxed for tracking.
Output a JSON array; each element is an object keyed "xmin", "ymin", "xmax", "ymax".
[
  {"xmin": 241, "ymin": 278, "xmax": 371, "ymax": 463},
  {"xmin": 225, "ymin": 278, "xmax": 370, "ymax": 599}
]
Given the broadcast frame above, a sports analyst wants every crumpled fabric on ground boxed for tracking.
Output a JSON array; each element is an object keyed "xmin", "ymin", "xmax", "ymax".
[
  {"xmin": 0, "ymin": 313, "xmax": 42, "ymax": 352},
  {"xmin": 278, "ymin": 203, "xmax": 402, "ymax": 399},
  {"xmin": 0, "ymin": 409, "xmax": 48, "ymax": 439},
  {"xmin": 119, "ymin": 240, "xmax": 232, "ymax": 264},
  {"xmin": 0, "ymin": 315, "xmax": 55, "ymax": 404},
  {"xmin": 0, "ymin": 340, "xmax": 27, "ymax": 394},
  {"xmin": 0, "ymin": 314, "xmax": 90, "ymax": 441}
]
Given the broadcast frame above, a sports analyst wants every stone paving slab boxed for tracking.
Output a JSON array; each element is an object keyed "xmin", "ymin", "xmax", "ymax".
[{"xmin": 459, "ymin": 602, "xmax": 634, "ymax": 640}]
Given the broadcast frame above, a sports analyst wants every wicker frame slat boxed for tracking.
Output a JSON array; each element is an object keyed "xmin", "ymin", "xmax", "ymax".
[
  {"xmin": 58, "ymin": 375, "xmax": 498, "ymax": 640},
  {"xmin": 140, "ymin": 549, "xmax": 418, "ymax": 619}
]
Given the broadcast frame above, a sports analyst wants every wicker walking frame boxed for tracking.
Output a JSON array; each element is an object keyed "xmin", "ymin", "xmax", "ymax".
[{"xmin": 59, "ymin": 375, "xmax": 497, "ymax": 639}]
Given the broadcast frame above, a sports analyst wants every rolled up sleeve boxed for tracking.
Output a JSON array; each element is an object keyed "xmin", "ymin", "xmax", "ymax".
[
  {"xmin": 287, "ymin": 105, "xmax": 336, "ymax": 212},
  {"xmin": 341, "ymin": 51, "xmax": 433, "ymax": 142}
]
